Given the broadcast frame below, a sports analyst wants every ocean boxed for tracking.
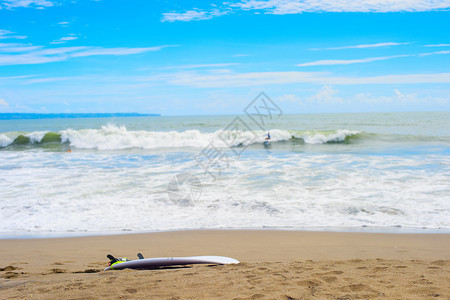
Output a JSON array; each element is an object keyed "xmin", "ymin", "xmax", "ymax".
[{"xmin": 0, "ymin": 111, "xmax": 449, "ymax": 237}]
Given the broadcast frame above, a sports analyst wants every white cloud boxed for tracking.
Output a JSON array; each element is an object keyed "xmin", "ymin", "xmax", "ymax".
[
  {"xmin": 163, "ymin": 1, "xmax": 450, "ymax": 22},
  {"xmin": 31, "ymin": 46, "xmax": 87, "ymax": 55},
  {"xmin": 8, "ymin": 70, "xmax": 450, "ymax": 92},
  {"xmin": 280, "ymin": 89, "xmax": 448, "ymax": 107},
  {"xmin": 50, "ymin": 36, "xmax": 78, "ymax": 44},
  {"xmin": 0, "ymin": 98, "xmax": 9, "ymax": 106},
  {"xmin": 0, "ymin": 29, "xmax": 26, "ymax": 39},
  {"xmin": 233, "ymin": 0, "xmax": 450, "ymax": 13},
  {"xmin": 20, "ymin": 76, "xmax": 72, "ymax": 84},
  {"xmin": 353, "ymin": 89, "xmax": 449, "ymax": 105},
  {"xmin": 310, "ymin": 42, "xmax": 410, "ymax": 51},
  {"xmin": 0, "ymin": 0, "xmax": 55, "ymax": 9},
  {"xmin": 0, "ymin": 43, "xmax": 42, "ymax": 52},
  {"xmin": 307, "ymin": 85, "xmax": 343, "ymax": 103},
  {"xmin": 0, "ymin": 53, "xmax": 62, "ymax": 65},
  {"xmin": 277, "ymin": 85, "xmax": 450, "ymax": 107},
  {"xmin": 70, "ymin": 46, "xmax": 171, "ymax": 57},
  {"xmin": 424, "ymin": 44, "xmax": 450, "ymax": 47},
  {"xmin": 298, "ymin": 50, "xmax": 450, "ymax": 67},
  {"xmin": 152, "ymin": 70, "xmax": 450, "ymax": 88},
  {"xmin": 12, "ymin": 70, "xmax": 450, "ymax": 89},
  {"xmin": 278, "ymin": 86, "xmax": 343, "ymax": 104},
  {"xmin": 112, "ymin": 86, "xmax": 445, "ymax": 108},
  {"xmin": 162, "ymin": 9, "xmax": 229, "ymax": 22},
  {"xmin": 419, "ymin": 50, "xmax": 450, "ymax": 56},
  {"xmin": 297, "ymin": 55, "xmax": 409, "ymax": 66},
  {"xmin": 330, "ymin": 73, "xmax": 450, "ymax": 85},
  {"xmin": 0, "ymin": 75, "xmax": 34, "ymax": 80},
  {"xmin": 0, "ymin": 44, "xmax": 176, "ymax": 66}
]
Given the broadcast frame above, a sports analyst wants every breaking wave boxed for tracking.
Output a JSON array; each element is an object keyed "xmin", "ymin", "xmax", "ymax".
[{"xmin": 0, "ymin": 124, "xmax": 389, "ymax": 150}]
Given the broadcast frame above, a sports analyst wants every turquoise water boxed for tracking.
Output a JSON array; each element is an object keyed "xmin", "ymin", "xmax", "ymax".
[{"xmin": 0, "ymin": 112, "xmax": 449, "ymax": 237}]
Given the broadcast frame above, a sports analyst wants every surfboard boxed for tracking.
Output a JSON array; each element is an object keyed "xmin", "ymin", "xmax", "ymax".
[{"xmin": 104, "ymin": 256, "xmax": 239, "ymax": 271}]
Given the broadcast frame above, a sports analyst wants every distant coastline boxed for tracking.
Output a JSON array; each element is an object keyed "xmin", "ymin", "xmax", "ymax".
[{"xmin": 0, "ymin": 113, "xmax": 160, "ymax": 120}]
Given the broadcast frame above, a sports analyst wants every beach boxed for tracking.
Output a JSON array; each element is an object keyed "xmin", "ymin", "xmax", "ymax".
[
  {"xmin": 1, "ymin": 114, "xmax": 449, "ymax": 298},
  {"xmin": 1, "ymin": 230, "xmax": 449, "ymax": 299},
  {"xmin": 2, "ymin": 0, "xmax": 450, "ymax": 298}
]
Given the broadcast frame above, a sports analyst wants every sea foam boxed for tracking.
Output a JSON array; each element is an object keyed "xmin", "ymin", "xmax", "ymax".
[{"xmin": 1, "ymin": 125, "xmax": 362, "ymax": 149}]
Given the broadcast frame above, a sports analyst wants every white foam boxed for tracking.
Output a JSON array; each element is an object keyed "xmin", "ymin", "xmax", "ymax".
[
  {"xmin": 60, "ymin": 125, "xmax": 215, "ymax": 150},
  {"xmin": 1, "ymin": 126, "xmax": 363, "ymax": 149},
  {"xmin": 300, "ymin": 129, "xmax": 360, "ymax": 144},
  {"xmin": 25, "ymin": 131, "xmax": 48, "ymax": 143},
  {"xmin": 0, "ymin": 151, "xmax": 448, "ymax": 235},
  {"xmin": 0, "ymin": 134, "xmax": 12, "ymax": 147},
  {"xmin": 59, "ymin": 125, "xmax": 293, "ymax": 150}
]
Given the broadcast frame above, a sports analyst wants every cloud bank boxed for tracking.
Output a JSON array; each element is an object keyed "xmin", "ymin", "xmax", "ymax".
[
  {"xmin": 232, "ymin": 0, "xmax": 450, "ymax": 14},
  {"xmin": 297, "ymin": 55, "xmax": 409, "ymax": 66},
  {"xmin": 310, "ymin": 42, "xmax": 410, "ymax": 51},
  {"xmin": 0, "ymin": 0, "xmax": 55, "ymax": 9},
  {"xmin": 162, "ymin": 9, "xmax": 229, "ymax": 22},
  {"xmin": 0, "ymin": 42, "xmax": 175, "ymax": 66},
  {"xmin": 150, "ymin": 70, "xmax": 450, "ymax": 88},
  {"xmin": 162, "ymin": 0, "xmax": 450, "ymax": 22},
  {"xmin": 0, "ymin": 29, "xmax": 26, "ymax": 39}
]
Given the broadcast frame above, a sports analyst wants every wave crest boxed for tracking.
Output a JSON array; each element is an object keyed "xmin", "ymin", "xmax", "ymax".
[
  {"xmin": 299, "ymin": 130, "xmax": 361, "ymax": 144},
  {"xmin": 0, "ymin": 134, "xmax": 12, "ymax": 147},
  {"xmin": 0, "ymin": 125, "xmax": 363, "ymax": 150}
]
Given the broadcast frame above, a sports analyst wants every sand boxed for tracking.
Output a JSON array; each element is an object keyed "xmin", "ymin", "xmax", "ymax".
[{"xmin": 0, "ymin": 230, "xmax": 449, "ymax": 299}]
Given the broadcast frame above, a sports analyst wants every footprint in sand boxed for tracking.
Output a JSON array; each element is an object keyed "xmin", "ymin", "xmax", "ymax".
[
  {"xmin": 3, "ymin": 272, "xmax": 19, "ymax": 279},
  {"xmin": 340, "ymin": 283, "xmax": 378, "ymax": 294},
  {"xmin": 73, "ymin": 269, "xmax": 100, "ymax": 273},
  {"xmin": 348, "ymin": 259, "xmax": 364, "ymax": 264},
  {"xmin": 49, "ymin": 268, "xmax": 66, "ymax": 274},
  {"xmin": 321, "ymin": 276, "xmax": 338, "ymax": 283},
  {"xmin": 0, "ymin": 265, "xmax": 19, "ymax": 271},
  {"xmin": 372, "ymin": 266, "xmax": 389, "ymax": 272},
  {"xmin": 431, "ymin": 260, "xmax": 446, "ymax": 266},
  {"xmin": 313, "ymin": 270, "xmax": 344, "ymax": 276},
  {"xmin": 309, "ymin": 270, "xmax": 344, "ymax": 284},
  {"xmin": 296, "ymin": 279, "xmax": 322, "ymax": 288}
]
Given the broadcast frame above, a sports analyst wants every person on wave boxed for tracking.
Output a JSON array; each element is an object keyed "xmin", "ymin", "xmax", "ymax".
[{"xmin": 265, "ymin": 132, "xmax": 271, "ymax": 141}]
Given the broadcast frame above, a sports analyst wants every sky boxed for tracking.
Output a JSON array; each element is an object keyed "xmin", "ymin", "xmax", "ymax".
[{"xmin": 0, "ymin": 0, "xmax": 449, "ymax": 115}]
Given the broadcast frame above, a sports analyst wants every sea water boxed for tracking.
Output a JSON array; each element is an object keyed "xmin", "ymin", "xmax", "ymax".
[{"xmin": 0, "ymin": 112, "xmax": 449, "ymax": 237}]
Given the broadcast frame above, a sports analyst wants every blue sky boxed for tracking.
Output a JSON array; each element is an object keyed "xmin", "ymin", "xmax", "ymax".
[{"xmin": 0, "ymin": 0, "xmax": 449, "ymax": 115}]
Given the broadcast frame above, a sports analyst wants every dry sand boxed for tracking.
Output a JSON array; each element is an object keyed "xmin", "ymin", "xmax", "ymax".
[{"xmin": 1, "ymin": 230, "xmax": 449, "ymax": 299}]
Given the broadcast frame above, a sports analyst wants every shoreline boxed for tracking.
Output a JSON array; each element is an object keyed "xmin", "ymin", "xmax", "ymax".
[{"xmin": 2, "ymin": 226, "xmax": 450, "ymax": 240}]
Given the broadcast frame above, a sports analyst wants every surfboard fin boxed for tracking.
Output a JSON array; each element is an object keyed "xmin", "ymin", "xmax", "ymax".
[
  {"xmin": 137, "ymin": 253, "xmax": 144, "ymax": 259},
  {"xmin": 107, "ymin": 254, "xmax": 118, "ymax": 264}
]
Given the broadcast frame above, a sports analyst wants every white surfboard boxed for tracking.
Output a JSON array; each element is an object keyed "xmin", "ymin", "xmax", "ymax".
[{"xmin": 104, "ymin": 256, "xmax": 239, "ymax": 271}]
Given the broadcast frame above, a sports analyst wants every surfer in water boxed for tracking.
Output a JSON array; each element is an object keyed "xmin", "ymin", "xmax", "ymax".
[{"xmin": 265, "ymin": 132, "xmax": 271, "ymax": 141}]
